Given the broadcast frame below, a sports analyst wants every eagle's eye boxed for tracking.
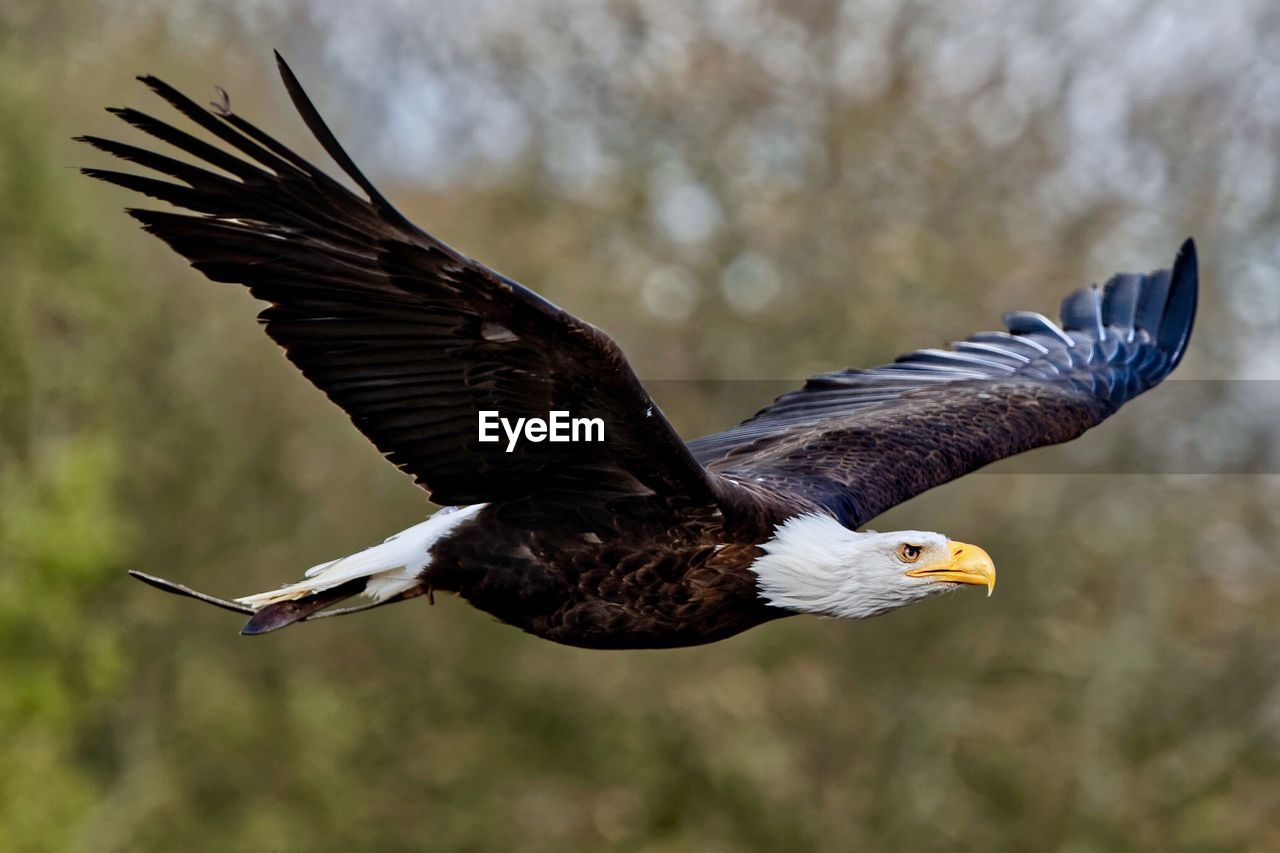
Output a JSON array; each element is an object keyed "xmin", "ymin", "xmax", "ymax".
[{"xmin": 897, "ymin": 543, "xmax": 924, "ymax": 563}]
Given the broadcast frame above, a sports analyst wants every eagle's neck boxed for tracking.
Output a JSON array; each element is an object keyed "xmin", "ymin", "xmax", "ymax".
[{"xmin": 749, "ymin": 514, "xmax": 902, "ymax": 620}]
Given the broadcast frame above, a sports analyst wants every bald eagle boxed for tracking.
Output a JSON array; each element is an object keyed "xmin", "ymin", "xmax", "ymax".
[{"xmin": 81, "ymin": 55, "xmax": 1198, "ymax": 649}]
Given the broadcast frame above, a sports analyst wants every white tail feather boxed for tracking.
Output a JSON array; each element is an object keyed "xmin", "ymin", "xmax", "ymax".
[{"xmin": 236, "ymin": 504, "xmax": 486, "ymax": 608}]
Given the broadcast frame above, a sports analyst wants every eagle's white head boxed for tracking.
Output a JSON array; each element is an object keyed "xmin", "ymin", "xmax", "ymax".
[{"xmin": 749, "ymin": 513, "xmax": 996, "ymax": 619}]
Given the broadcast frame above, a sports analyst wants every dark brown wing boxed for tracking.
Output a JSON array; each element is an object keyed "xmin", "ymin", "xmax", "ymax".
[
  {"xmin": 80, "ymin": 54, "xmax": 717, "ymax": 507},
  {"xmin": 690, "ymin": 241, "xmax": 1198, "ymax": 528}
]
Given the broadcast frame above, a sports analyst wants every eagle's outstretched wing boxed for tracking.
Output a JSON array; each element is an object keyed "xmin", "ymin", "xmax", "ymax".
[
  {"xmin": 689, "ymin": 241, "xmax": 1198, "ymax": 528},
  {"xmin": 81, "ymin": 54, "xmax": 718, "ymax": 509}
]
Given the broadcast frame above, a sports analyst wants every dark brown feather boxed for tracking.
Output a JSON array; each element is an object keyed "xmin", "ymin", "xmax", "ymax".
[{"xmin": 430, "ymin": 503, "xmax": 782, "ymax": 649}]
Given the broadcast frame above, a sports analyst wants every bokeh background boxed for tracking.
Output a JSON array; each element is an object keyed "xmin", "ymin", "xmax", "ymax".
[{"xmin": 3, "ymin": 1, "xmax": 1279, "ymax": 850}]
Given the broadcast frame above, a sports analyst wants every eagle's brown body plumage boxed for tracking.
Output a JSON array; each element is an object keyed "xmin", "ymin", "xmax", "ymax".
[{"xmin": 431, "ymin": 504, "xmax": 776, "ymax": 649}]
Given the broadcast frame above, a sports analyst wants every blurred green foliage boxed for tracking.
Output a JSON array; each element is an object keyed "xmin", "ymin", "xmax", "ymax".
[{"xmin": 2, "ymin": 1, "xmax": 1279, "ymax": 851}]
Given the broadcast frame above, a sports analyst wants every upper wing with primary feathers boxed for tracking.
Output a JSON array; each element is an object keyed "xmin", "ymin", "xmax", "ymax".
[
  {"xmin": 689, "ymin": 241, "xmax": 1198, "ymax": 529},
  {"xmin": 80, "ymin": 54, "xmax": 718, "ymax": 508}
]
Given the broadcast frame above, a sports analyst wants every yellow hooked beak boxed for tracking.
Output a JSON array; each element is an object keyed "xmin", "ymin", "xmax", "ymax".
[{"xmin": 905, "ymin": 541, "xmax": 996, "ymax": 596}]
